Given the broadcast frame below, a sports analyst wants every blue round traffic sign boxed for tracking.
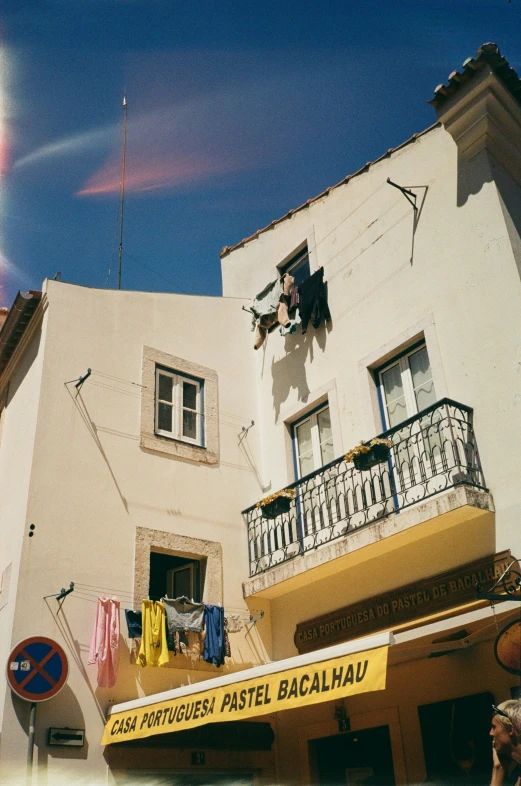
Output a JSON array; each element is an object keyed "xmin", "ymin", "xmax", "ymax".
[{"xmin": 7, "ymin": 637, "xmax": 68, "ymax": 702}]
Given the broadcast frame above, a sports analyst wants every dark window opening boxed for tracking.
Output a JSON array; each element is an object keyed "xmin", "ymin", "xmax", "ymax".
[
  {"xmin": 149, "ymin": 552, "xmax": 203, "ymax": 602},
  {"xmin": 279, "ymin": 246, "xmax": 310, "ymax": 287}
]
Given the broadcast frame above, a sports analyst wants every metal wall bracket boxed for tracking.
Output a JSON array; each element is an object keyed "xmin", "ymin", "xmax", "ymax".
[
  {"xmin": 245, "ymin": 609, "xmax": 265, "ymax": 637},
  {"xmin": 387, "ymin": 178, "xmax": 418, "ymax": 210},
  {"xmin": 44, "ymin": 582, "xmax": 75, "ymax": 614}
]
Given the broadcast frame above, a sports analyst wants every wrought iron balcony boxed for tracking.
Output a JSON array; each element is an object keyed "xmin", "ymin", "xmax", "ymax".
[{"xmin": 243, "ymin": 399, "xmax": 487, "ymax": 577}]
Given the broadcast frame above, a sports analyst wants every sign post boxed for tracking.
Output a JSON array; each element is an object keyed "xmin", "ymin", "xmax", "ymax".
[
  {"xmin": 27, "ymin": 702, "xmax": 36, "ymax": 776},
  {"xmin": 6, "ymin": 637, "xmax": 69, "ymax": 783}
]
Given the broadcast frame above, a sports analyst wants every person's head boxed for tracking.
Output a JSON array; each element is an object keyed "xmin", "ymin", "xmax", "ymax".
[{"xmin": 490, "ymin": 701, "xmax": 521, "ymax": 757}]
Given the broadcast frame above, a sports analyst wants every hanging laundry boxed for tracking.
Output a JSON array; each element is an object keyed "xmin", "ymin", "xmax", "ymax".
[
  {"xmin": 179, "ymin": 631, "xmax": 202, "ymax": 666},
  {"xmin": 203, "ymin": 605, "xmax": 225, "ymax": 667},
  {"xmin": 162, "ymin": 596, "xmax": 204, "ymax": 632},
  {"xmin": 249, "ymin": 274, "xmax": 294, "ymax": 350},
  {"xmin": 250, "ymin": 279, "xmax": 282, "ymax": 328},
  {"xmin": 88, "ymin": 597, "xmax": 120, "ymax": 688},
  {"xmin": 276, "ymin": 273, "xmax": 294, "ymax": 328},
  {"xmin": 165, "ymin": 621, "xmax": 177, "ymax": 654},
  {"xmin": 281, "ymin": 272, "xmax": 294, "ymax": 298},
  {"xmin": 137, "ymin": 600, "xmax": 169, "ymax": 667},
  {"xmin": 124, "ymin": 609, "xmax": 142, "ymax": 639},
  {"xmin": 226, "ymin": 614, "xmax": 243, "ymax": 633},
  {"xmin": 298, "ymin": 268, "xmax": 331, "ymax": 334},
  {"xmin": 253, "ymin": 313, "xmax": 278, "ymax": 350},
  {"xmin": 289, "ymin": 284, "xmax": 300, "ymax": 314},
  {"xmin": 224, "ymin": 617, "xmax": 231, "ymax": 658},
  {"xmin": 280, "ymin": 309, "xmax": 301, "ymax": 336}
]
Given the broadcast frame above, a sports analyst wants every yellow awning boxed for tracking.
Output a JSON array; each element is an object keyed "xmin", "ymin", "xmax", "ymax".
[{"xmin": 102, "ymin": 631, "xmax": 391, "ymax": 745}]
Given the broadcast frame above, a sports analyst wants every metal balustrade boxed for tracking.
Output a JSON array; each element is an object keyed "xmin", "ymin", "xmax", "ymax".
[{"xmin": 243, "ymin": 399, "xmax": 487, "ymax": 577}]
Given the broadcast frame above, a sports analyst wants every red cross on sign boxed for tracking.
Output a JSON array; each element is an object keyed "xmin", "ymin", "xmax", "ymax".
[{"xmin": 6, "ymin": 637, "xmax": 68, "ymax": 702}]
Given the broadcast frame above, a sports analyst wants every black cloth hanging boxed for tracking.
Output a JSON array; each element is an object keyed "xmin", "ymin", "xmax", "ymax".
[
  {"xmin": 124, "ymin": 609, "xmax": 142, "ymax": 639},
  {"xmin": 298, "ymin": 268, "xmax": 331, "ymax": 333}
]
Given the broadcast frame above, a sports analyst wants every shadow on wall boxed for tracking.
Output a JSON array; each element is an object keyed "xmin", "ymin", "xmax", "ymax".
[
  {"xmin": 457, "ymin": 148, "xmax": 521, "ymax": 283},
  {"xmin": 10, "ymin": 685, "xmax": 89, "ymax": 774},
  {"xmin": 270, "ymin": 320, "xmax": 332, "ymax": 421},
  {"xmin": 457, "ymin": 149, "xmax": 494, "ymax": 207}
]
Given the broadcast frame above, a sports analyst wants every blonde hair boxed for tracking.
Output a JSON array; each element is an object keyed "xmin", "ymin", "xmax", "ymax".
[{"xmin": 498, "ymin": 701, "xmax": 521, "ymax": 735}]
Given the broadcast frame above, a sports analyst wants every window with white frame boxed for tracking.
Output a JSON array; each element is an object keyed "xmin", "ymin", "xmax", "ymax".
[
  {"xmin": 293, "ymin": 404, "xmax": 334, "ymax": 478},
  {"xmin": 377, "ymin": 343, "xmax": 436, "ymax": 429},
  {"xmin": 155, "ymin": 367, "xmax": 204, "ymax": 446}
]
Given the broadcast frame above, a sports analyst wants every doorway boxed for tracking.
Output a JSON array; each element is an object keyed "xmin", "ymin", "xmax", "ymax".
[{"xmin": 309, "ymin": 726, "xmax": 395, "ymax": 786}]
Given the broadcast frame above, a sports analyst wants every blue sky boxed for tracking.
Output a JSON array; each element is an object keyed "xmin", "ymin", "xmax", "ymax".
[{"xmin": 1, "ymin": 0, "xmax": 520, "ymax": 305}]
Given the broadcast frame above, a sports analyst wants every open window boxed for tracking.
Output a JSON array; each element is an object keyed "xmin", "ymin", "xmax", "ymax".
[
  {"xmin": 278, "ymin": 245, "xmax": 311, "ymax": 286},
  {"xmin": 149, "ymin": 552, "xmax": 204, "ymax": 602}
]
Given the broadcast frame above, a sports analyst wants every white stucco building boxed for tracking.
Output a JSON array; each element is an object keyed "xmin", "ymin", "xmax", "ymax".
[{"xmin": 0, "ymin": 42, "xmax": 520, "ymax": 785}]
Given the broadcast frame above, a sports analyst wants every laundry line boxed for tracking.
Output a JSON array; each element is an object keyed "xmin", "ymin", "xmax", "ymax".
[{"xmin": 74, "ymin": 586, "xmax": 260, "ymax": 618}]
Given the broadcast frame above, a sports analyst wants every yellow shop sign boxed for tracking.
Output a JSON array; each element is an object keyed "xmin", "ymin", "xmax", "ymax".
[{"xmin": 102, "ymin": 645, "xmax": 388, "ymax": 744}]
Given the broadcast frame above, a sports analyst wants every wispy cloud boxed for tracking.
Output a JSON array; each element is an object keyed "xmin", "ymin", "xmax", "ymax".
[{"xmin": 12, "ymin": 125, "xmax": 114, "ymax": 169}]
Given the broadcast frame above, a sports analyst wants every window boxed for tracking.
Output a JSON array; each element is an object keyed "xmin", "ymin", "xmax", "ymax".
[
  {"xmin": 377, "ymin": 342, "xmax": 442, "ymax": 490},
  {"xmin": 291, "ymin": 404, "xmax": 338, "ymax": 543},
  {"xmin": 141, "ymin": 347, "xmax": 218, "ymax": 464},
  {"xmin": 293, "ymin": 404, "xmax": 334, "ymax": 478},
  {"xmin": 155, "ymin": 367, "xmax": 204, "ymax": 446},
  {"xmin": 377, "ymin": 343, "xmax": 436, "ymax": 428},
  {"xmin": 279, "ymin": 246, "xmax": 311, "ymax": 287},
  {"xmin": 149, "ymin": 552, "xmax": 202, "ymax": 602}
]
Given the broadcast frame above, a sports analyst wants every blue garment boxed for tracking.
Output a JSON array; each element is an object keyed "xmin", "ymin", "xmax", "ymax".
[
  {"xmin": 124, "ymin": 609, "xmax": 142, "ymax": 639},
  {"xmin": 203, "ymin": 605, "xmax": 225, "ymax": 667}
]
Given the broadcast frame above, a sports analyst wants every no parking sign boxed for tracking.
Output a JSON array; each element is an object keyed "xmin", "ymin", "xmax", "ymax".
[{"xmin": 7, "ymin": 636, "xmax": 68, "ymax": 702}]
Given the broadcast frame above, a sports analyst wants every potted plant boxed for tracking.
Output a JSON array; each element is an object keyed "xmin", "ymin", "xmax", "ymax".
[
  {"xmin": 257, "ymin": 488, "xmax": 296, "ymax": 519},
  {"xmin": 345, "ymin": 438, "xmax": 392, "ymax": 472}
]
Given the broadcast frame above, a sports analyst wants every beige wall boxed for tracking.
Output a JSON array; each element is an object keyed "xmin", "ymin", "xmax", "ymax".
[
  {"xmin": 0, "ymin": 283, "xmax": 272, "ymax": 784},
  {"xmin": 0, "ymin": 315, "xmax": 47, "ymax": 735}
]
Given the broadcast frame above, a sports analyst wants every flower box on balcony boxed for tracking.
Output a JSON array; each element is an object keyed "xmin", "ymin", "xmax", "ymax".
[
  {"xmin": 257, "ymin": 489, "xmax": 295, "ymax": 519},
  {"xmin": 345, "ymin": 438, "xmax": 392, "ymax": 472},
  {"xmin": 353, "ymin": 443, "xmax": 390, "ymax": 471}
]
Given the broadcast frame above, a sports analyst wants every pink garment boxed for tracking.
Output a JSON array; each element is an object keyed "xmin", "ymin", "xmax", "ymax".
[{"xmin": 88, "ymin": 596, "xmax": 120, "ymax": 688}]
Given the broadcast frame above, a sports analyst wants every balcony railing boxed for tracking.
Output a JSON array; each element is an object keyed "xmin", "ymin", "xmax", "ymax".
[{"xmin": 243, "ymin": 399, "xmax": 487, "ymax": 577}]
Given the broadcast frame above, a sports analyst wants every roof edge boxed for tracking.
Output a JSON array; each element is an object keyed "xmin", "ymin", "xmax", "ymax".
[
  {"xmin": 220, "ymin": 122, "xmax": 441, "ymax": 258},
  {"xmin": 429, "ymin": 42, "xmax": 521, "ymax": 111},
  {"xmin": 0, "ymin": 291, "xmax": 43, "ymax": 378}
]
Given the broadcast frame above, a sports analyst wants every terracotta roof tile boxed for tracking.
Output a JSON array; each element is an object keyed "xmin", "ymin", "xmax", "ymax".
[{"xmin": 429, "ymin": 42, "xmax": 521, "ymax": 110}]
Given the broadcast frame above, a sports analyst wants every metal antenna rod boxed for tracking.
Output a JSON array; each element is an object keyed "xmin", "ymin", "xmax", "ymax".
[{"xmin": 117, "ymin": 95, "xmax": 128, "ymax": 291}]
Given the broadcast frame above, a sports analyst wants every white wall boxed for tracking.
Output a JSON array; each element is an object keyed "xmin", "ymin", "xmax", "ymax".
[{"xmin": 221, "ymin": 124, "xmax": 521, "ymax": 560}]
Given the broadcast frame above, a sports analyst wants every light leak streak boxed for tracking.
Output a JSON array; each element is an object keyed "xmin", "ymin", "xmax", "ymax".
[{"xmin": 77, "ymin": 152, "xmax": 240, "ymax": 196}]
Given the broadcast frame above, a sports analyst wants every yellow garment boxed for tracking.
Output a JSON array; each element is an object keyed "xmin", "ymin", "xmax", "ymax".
[{"xmin": 138, "ymin": 600, "xmax": 169, "ymax": 667}]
